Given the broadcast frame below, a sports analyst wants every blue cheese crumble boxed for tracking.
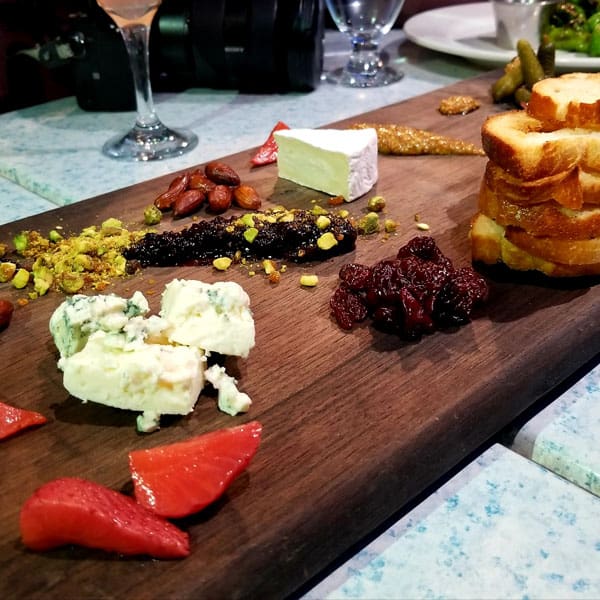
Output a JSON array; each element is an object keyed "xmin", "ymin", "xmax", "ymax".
[{"xmin": 49, "ymin": 279, "xmax": 256, "ymax": 432}]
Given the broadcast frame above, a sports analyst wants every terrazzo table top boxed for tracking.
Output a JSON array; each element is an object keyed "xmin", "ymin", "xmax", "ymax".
[
  {"xmin": 510, "ymin": 363, "xmax": 600, "ymax": 498},
  {"xmin": 304, "ymin": 444, "xmax": 600, "ymax": 600}
]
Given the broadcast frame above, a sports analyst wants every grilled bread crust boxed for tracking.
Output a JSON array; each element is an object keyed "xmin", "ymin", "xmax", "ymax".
[
  {"xmin": 470, "ymin": 213, "xmax": 600, "ymax": 277},
  {"xmin": 527, "ymin": 73, "xmax": 600, "ymax": 130}
]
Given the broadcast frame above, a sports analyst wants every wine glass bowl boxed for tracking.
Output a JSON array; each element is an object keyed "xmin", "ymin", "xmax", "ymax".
[
  {"xmin": 97, "ymin": 0, "xmax": 197, "ymax": 161},
  {"xmin": 325, "ymin": 0, "xmax": 406, "ymax": 88}
]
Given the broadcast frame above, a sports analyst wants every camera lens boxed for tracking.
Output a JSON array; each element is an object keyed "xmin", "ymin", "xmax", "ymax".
[{"xmin": 155, "ymin": 0, "xmax": 324, "ymax": 93}]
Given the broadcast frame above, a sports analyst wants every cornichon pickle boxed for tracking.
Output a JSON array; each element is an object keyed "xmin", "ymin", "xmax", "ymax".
[
  {"xmin": 536, "ymin": 35, "xmax": 556, "ymax": 77},
  {"xmin": 514, "ymin": 85, "xmax": 532, "ymax": 106},
  {"xmin": 517, "ymin": 39, "xmax": 545, "ymax": 89},
  {"xmin": 491, "ymin": 57, "xmax": 524, "ymax": 102}
]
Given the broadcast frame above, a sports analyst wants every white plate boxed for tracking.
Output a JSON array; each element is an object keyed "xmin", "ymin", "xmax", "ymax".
[{"xmin": 403, "ymin": 2, "xmax": 600, "ymax": 70}]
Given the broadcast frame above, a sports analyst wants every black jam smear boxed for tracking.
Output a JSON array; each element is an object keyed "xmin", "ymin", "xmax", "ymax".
[
  {"xmin": 124, "ymin": 209, "xmax": 358, "ymax": 267},
  {"xmin": 330, "ymin": 236, "xmax": 489, "ymax": 340}
]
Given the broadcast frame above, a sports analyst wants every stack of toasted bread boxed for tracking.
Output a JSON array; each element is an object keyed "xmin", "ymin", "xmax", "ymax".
[{"xmin": 471, "ymin": 72, "xmax": 600, "ymax": 277}]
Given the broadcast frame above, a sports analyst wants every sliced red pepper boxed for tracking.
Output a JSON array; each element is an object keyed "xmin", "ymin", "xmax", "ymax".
[
  {"xmin": 250, "ymin": 121, "xmax": 290, "ymax": 167},
  {"xmin": 0, "ymin": 400, "xmax": 47, "ymax": 440}
]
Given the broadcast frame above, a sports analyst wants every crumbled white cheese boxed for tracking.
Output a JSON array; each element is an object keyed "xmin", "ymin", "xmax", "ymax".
[
  {"xmin": 160, "ymin": 279, "xmax": 255, "ymax": 358},
  {"xmin": 205, "ymin": 364, "xmax": 252, "ymax": 416},
  {"xmin": 274, "ymin": 128, "xmax": 378, "ymax": 201},
  {"xmin": 49, "ymin": 290, "xmax": 161, "ymax": 358},
  {"xmin": 50, "ymin": 279, "xmax": 255, "ymax": 432},
  {"xmin": 58, "ymin": 330, "xmax": 206, "ymax": 422}
]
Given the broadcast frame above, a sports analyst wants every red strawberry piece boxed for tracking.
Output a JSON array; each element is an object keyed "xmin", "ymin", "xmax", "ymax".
[
  {"xmin": 250, "ymin": 121, "xmax": 290, "ymax": 166},
  {"xmin": 129, "ymin": 421, "xmax": 263, "ymax": 518},
  {"xmin": 0, "ymin": 400, "xmax": 47, "ymax": 440},
  {"xmin": 20, "ymin": 477, "xmax": 189, "ymax": 559}
]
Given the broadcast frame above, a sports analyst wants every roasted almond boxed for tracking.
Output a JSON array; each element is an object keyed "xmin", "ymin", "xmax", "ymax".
[
  {"xmin": 207, "ymin": 185, "xmax": 233, "ymax": 213},
  {"xmin": 189, "ymin": 170, "xmax": 217, "ymax": 194},
  {"xmin": 172, "ymin": 189, "xmax": 206, "ymax": 218},
  {"xmin": 205, "ymin": 161, "xmax": 241, "ymax": 186},
  {"xmin": 0, "ymin": 299, "xmax": 15, "ymax": 330},
  {"xmin": 154, "ymin": 173, "xmax": 190, "ymax": 210},
  {"xmin": 233, "ymin": 185, "xmax": 262, "ymax": 210}
]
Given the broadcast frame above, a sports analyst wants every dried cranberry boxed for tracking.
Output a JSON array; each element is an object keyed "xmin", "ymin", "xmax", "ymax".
[
  {"xmin": 434, "ymin": 267, "xmax": 489, "ymax": 326},
  {"xmin": 397, "ymin": 235, "xmax": 451, "ymax": 270},
  {"xmin": 330, "ymin": 284, "xmax": 368, "ymax": 330},
  {"xmin": 339, "ymin": 263, "xmax": 371, "ymax": 291},
  {"xmin": 330, "ymin": 236, "xmax": 488, "ymax": 340}
]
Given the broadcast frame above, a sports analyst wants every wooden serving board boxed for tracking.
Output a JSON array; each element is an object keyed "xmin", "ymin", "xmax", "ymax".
[{"xmin": 2, "ymin": 71, "xmax": 599, "ymax": 599}]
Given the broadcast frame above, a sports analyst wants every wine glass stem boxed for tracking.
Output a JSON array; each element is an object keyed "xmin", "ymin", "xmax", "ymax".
[
  {"xmin": 348, "ymin": 37, "xmax": 383, "ymax": 76},
  {"xmin": 119, "ymin": 23, "xmax": 159, "ymax": 129}
]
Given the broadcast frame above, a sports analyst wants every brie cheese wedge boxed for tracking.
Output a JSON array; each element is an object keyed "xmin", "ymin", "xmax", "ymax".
[{"xmin": 274, "ymin": 127, "xmax": 378, "ymax": 201}]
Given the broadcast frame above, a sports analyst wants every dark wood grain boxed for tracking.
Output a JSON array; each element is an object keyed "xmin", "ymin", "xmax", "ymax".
[{"xmin": 2, "ymin": 71, "xmax": 599, "ymax": 599}]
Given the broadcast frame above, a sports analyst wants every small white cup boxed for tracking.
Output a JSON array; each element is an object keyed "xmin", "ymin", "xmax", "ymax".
[{"xmin": 492, "ymin": 0, "xmax": 559, "ymax": 50}]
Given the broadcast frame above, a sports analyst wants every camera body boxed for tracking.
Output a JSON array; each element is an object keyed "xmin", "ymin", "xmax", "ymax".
[{"xmin": 72, "ymin": 0, "xmax": 324, "ymax": 111}]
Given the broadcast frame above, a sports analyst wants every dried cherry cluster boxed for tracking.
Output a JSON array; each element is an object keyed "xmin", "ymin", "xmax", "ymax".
[{"xmin": 330, "ymin": 236, "xmax": 489, "ymax": 340}]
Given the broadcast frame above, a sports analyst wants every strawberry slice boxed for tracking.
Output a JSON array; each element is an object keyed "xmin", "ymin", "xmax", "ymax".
[
  {"xmin": 20, "ymin": 477, "xmax": 189, "ymax": 559},
  {"xmin": 129, "ymin": 421, "xmax": 262, "ymax": 518},
  {"xmin": 0, "ymin": 400, "xmax": 47, "ymax": 440},
  {"xmin": 250, "ymin": 121, "xmax": 290, "ymax": 166}
]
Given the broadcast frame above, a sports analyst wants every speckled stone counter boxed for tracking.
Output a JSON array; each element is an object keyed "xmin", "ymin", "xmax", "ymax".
[
  {"xmin": 304, "ymin": 444, "xmax": 600, "ymax": 599},
  {"xmin": 0, "ymin": 178, "xmax": 57, "ymax": 225},
  {"xmin": 510, "ymin": 364, "xmax": 600, "ymax": 497}
]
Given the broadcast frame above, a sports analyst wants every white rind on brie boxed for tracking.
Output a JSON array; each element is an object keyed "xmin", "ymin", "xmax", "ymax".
[{"xmin": 274, "ymin": 128, "xmax": 378, "ymax": 201}]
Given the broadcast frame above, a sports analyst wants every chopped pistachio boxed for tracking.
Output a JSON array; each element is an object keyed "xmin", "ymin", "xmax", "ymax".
[
  {"xmin": 311, "ymin": 204, "xmax": 329, "ymax": 216},
  {"xmin": 262, "ymin": 259, "xmax": 277, "ymax": 275},
  {"xmin": 213, "ymin": 257, "xmax": 232, "ymax": 271},
  {"xmin": 13, "ymin": 232, "xmax": 28, "ymax": 253},
  {"xmin": 300, "ymin": 274, "xmax": 319, "ymax": 287},
  {"xmin": 33, "ymin": 266, "xmax": 53, "ymax": 296},
  {"xmin": 317, "ymin": 232, "xmax": 338, "ymax": 250},
  {"xmin": 0, "ymin": 242, "xmax": 7, "ymax": 258},
  {"xmin": 243, "ymin": 227, "xmax": 259, "ymax": 243},
  {"xmin": 416, "ymin": 222, "xmax": 430, "ymax": 231},
  {"xmin": 143, "ymin": 204, "xmax": 162, "ymax": 226},
  {"xmin": 48, "ymin": 229, "xmax": 64, "ymax": 243},
  {"xmin": 338, "ymin": 209, "xmax": 350, "ymax": 219},
  {"xmin": 58, "ymin": 272, "xmax": 84, "ymax": 294},
  {"xmin": 12, "ymin": 268, "xmax": 30, "ymax": 289},
  {"xmin": 101, "ymin": 217, "xmax": 123, "ymax": 230},
  {"xmin": 0, "ymin": 262, "xmax": 16, "ymax": 283},
  {"xmin": 367, "ymin": 195, "xmax": 386, "ymax": 212},
  {"xmin": 241, "ymin": 213, "xmax": 255, "ymax": 228},
  {"xmin": 384, "ymin": 219, "xmax": 397, "ymax": 233},
  {"xmin": 316, "ymin": 215, "xmax": 331, "ymax": 230},
  {"xmin": 357, "ymin": 212, "xmax": 380, "ymax": 235}
]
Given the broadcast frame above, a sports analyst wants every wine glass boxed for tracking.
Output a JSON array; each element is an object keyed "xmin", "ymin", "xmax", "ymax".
[
  {"xmin": 325, "ymin": 0, "xmax": 406, "ymax": 88},
  {"xmin": 96, "ymin": 0, "xmax": 198, "ymax": 161}
]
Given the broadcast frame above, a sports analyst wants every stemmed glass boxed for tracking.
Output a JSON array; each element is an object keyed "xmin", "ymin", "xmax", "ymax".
[
  {"xmin": 96, "ymin": 0, "xmax": 198, "ymax": 161},
  {"xmin": 325, "ymin": 0, "xmax": 406, "ymax": 88}
]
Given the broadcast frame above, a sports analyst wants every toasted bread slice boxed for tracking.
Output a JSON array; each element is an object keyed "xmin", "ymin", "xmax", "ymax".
[
  {"xmin": 479, "ymin": 178, "xmax": 600, "ymax": 239},
  {"xmin": 470, "ymin": 213, "xmax": 600, "ymax": 276},
  {"xmin": 580, "ymin": 169, "xmax": 600, "ymax": 204},
  {"xmin": 481, "ymin": 111, "xmax": 600, "ymax": 181},
  {"xmin": 527, "ymin": 73, "xmax": 600, "ymax": 130},
  {"xmin": 483, "ymin": 161, "xmax": 583, "ymax": 209}
]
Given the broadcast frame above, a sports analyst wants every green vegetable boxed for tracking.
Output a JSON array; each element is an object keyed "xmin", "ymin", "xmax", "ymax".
[
  {"xmin": 536, "ymin": 35, "xmax": 556, "ymax": 77},
  {"xmin": 491, "ymin": 57, "xmax": 524, "ymax": 102},
  {"xmin": 589, "ymin": 22, "xmax": 600, "ymax": 54},
  {"xmin": 13, "ymin": 232, "xmax": 28, "ymax": 253},
  {"xmin": 517, "ymin": 39, "xmax": 545, "ymax": 89}
]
